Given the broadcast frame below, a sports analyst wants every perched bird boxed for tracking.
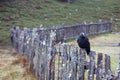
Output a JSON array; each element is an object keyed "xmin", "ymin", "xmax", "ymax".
[{"xmin": 77, "ymin": 32, "xmax": 90, "ymax": 55}]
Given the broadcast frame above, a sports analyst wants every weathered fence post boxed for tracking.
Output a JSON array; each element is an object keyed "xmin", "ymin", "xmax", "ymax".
[
  {"xmin": 77, "ymin": 49, "xmax": 86, "ymax": 80},
  {"xmin": 108, "ymin": 20, "xmax": 112, "ymax": 32},
  {"xmin": 57, "ymin": 44, "xmax": 62, "ymax": 80},
  {"xmin": 96, "ymin": 53, "xmax": 103, "ymax": 80},
  {"xmin": 70, "ymin": 46, "xmax": 78, "ymax": 80},
  {"xmin": 82, "ymin": 21, "xmax": 87, "ymax": 34},
  {"xmin": 32, "ymin": 28, "xmax": 40, "ymax": 77},
  {"xmin": 13, "ymin": 26, "xmax": 21, "ymax": 52},
  {"xmin": 105, "ymin": 54, "xmax": 111, "ymax": 73},
  {"xmin": 61, "ymin": 43, "xmax": 68, "ymax": 80},
  {"xmin": 48, "ymin": 30, "xmax": 56, "ymax": 80},
  {"xmin": 88, "ymin": 51, "xmax": 96, "ymax": 80},
  {"xmin": 104, "ymin": 54, "xmax": 114, "ymax": 80},
  {"xmin": 118, "ymin": 52, "xmax": 120, "ymax": 80},
  {"xmin": 38, "ymin": 39, "xmax": 44, "ymax": 80},
  {"xmin": 22, "ymin": 28, "xmax": 30, "ymax": 56},
  {"xmin": 10, "ymin": 27, "xmax": 16, "ymax": 48},
  {"xmin": 29, "ymin": 28, "xmax": 38, "ymax": 76}
]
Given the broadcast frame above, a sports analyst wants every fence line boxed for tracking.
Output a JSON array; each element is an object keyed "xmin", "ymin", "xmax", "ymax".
[
  {"xmin": 51, "ymin": 21, "xmax": 112, "ymax": 42},
  {"xmin": 10, "ymin": 20, "xmax": 119, "ymax": 80},
  {"xmin": 10, "ymin": 20, "xmax": 112, "ymax": 45}
]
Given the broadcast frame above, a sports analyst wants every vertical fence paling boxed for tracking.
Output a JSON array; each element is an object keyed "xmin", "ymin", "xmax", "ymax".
[
  {"xmin": 88, "ymin": 51, "xmax": 96, "ymax": 80},
  {"xmin": 61, "ymin": 44, "xmax": 67, "ymax": 80},
  {"xmin": 77, "ymin": 49, "xmax": 86, "ymax": 80},
  {"xmin": 96, "ymin": 53, "xmax": 103, "ymax": 80},
  {"xmin": 118, "ymin": 52, "xmax": 120, "ymax": 79},
  {"xmin": 104, "ymin": 54, "xmax": 113, "ymax": 80}
]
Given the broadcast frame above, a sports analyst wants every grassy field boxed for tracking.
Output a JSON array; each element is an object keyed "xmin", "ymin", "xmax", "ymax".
[{"xmin": 0, "ymin": 0, "xmax": 120, "ymax": 45}]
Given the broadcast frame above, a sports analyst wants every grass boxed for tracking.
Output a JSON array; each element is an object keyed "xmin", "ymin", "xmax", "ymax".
[
  {"xmin": 0, "ymin": 0, "xmax": 120, "ymax": 45},
  {"xmin": 0, "ymin": 51, "xmax": 38, "ymax": 80},
  {"xmin": 90, "ymin": 33, "xmax": 120, "ymax": 46}
]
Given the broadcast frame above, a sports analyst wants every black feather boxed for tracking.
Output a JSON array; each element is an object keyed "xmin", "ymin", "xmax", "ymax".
[{"xmin": 77, "ymin": 32, "xmax": 90, "ymax": 55}]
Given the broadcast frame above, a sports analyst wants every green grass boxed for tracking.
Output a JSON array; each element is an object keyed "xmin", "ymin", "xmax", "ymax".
[{"xmin": 0, "ymin": 0, "xmax": 120, "ymax": 45}]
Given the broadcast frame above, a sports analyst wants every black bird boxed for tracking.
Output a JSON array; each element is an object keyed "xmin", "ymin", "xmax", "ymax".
[{"xmin": 77, "ymin": 32, "xmax": 90, "ymax": 55}]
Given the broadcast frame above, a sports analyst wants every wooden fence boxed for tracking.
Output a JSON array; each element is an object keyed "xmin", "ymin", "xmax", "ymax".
[
  {"xmin": 10, "ymin": 21, "xmax": 119, "ymax": 80},
  {"xmin": 10, "ymin": 21, "xmax": 112, "ymax": 44},
  {"xmin": 59, "ymin": 0, "xmax": 74, "ymax": 3},
  {"xmin": 42, "ymin": 20, "xmax": 112, "ymax": 42}
]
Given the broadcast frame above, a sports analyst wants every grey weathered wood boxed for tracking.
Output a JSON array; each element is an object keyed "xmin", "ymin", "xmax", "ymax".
[
  {"xmin": 105, "ymin": 54, "xmax": 111, "ymax": 72},
  {"xmin": 62, "ymin": 43, "xmax": 68, "ymax": 80},
  {"xmin": 59, "ymin": 54, "xmax": 63, "ymax": 80},
  {"xmin": 104, "ymin": 54, "xmax": 114, "ymax": 80},
  {"xmin": 68, "ymin": 46, "xmax": 71, "ymax": 80},
  {"xmin": 57, "ymin": 45, "xmax": 60, "ymax": 80},
  {"xmin": 88, "ymin": 51, "xmax": 96, "ymax": 80},
  {"xmin": 77, "ymin": 49, "xmax": 86, "ymax": 80},
  {"xmin": 48, "ymin": 30, "xmax": 56, "ymax": 80},
  {"xmin": 29, "ymin": 51, "xmax": 35, "ymax": 71},
  {"xmin": 118, "ymin": 52, "xmax": 120, "ymax": 80},
  {"xmin": 96, "ymin": 53, "xmax": 103, "ymax": 80},
  {"xmin": 70, "ymin": 47, "xmax": 78, "ymax": 80}
]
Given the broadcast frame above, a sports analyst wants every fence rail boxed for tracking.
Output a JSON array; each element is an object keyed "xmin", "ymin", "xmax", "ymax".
[{"xmin": 10, "ymin": 21, "xmax": 119, "ymax": 80}]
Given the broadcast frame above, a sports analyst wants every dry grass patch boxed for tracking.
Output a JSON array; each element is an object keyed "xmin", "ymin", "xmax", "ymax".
[
  {"xmin": 90, "ymin": 33, "xmax": 120, "ymax": 46},
  {"xmin": 0, "ymin": 50, "xmax": 38, "ymax": 80}
]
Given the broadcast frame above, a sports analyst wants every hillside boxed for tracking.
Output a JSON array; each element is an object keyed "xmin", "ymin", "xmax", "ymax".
[{"xmin": 0, "ymin": 0, "xmax": 120, "ymax": 45}]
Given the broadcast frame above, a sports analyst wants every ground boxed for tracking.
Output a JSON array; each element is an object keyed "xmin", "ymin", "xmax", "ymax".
[
  {"xmin": 0, "ymin": 32, "xmax": 120, "ymax": 79},
  {"xmin": 0, "ymin": 49, "xmax": 38, "ymax": 80}
]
